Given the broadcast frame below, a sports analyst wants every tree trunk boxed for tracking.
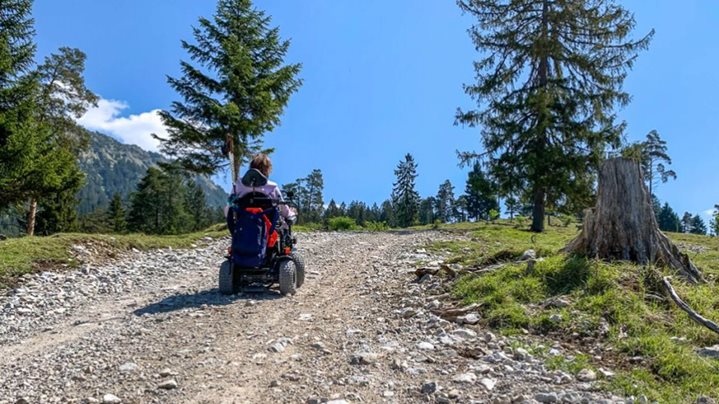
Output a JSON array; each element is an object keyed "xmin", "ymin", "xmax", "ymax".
[
  {"xmin": 26, "ymin": 198, "xmax": 37, "ymax": 236},
  {"xmin": 564, "ymin": 158, "xmax": 703, "ymax": 283},
  {"xmin": 531, "ymin": 188, "xmax": 545, "ymax": 232},
  {"xmin": 530, "ymin": 0, "xmax": 550, "ymax": 234}
]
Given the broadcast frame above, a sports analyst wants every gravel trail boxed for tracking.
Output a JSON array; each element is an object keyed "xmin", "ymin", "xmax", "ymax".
[{"xmin": 1, "ymin": 231, "xmax": 627, "ymax": 404}]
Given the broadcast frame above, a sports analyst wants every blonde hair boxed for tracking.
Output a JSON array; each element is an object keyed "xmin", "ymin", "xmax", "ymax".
[{"xmin": 250, "ymin": 153, "xmax": 272, "ymax": 177}]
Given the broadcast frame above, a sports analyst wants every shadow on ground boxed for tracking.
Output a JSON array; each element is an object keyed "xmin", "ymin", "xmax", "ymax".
[{"xmin": 133, "ymin": 287, "xmax": 282, "ymax": 316}]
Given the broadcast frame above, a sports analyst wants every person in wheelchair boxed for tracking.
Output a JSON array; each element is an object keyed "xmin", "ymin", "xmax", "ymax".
[
  {"xmin": 225, "ymin": 153, "xmax": 296, "ymax": 221},
  {"xmin": 221, "ymin": 154, "xmax": 304, "ymax": 295},
  {"xmin": 225, "ymin": 154, "xmax": 296, "ymax": 264}
]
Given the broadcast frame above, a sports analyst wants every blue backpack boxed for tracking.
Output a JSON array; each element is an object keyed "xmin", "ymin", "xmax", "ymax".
[{"xmin": 227, "ymin": 205, "xmax": 279, "ymax": 268}]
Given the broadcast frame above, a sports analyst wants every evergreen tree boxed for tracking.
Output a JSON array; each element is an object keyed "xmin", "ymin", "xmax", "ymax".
[
  {"xmin": 641, "ymin": 131, "xmax": 676, "ymax": 196},
  {"xmin": 284, "ymin": 169, "xmax": 324, "ymax": 224},
  {"xmin": 690, "ymin": 214, "xmax": 707, "ymax": 235},
  {"xmin": 457, "ymin": 0, "xmax": 652, "ymax": 232},
  {"xmin": 681, "ymin": 212, "xmax": 694, "ymax": 234},
  {"xmin": 338, "ymin": 202, "xmax": 348, "ymax": 218},
  {"xmin": 651, "ymin": 194, "xmax": 662, "ymax": 221},
  {"xmin": 657, "ymin": 203, "xmax": 681, "ymax": 233},
  {"xmin": 158, "ymin": 0, "xmax": 302, "ymax": 182},
  {"xmin": 505, "ymin": 195, "xmax": 522, "ymax": 220},
  {"xmin": 711, "ymin": 205, "xmax": 719, "ymax": 236},
  {"xmin": 347, "ymin": 201, "xmax": 367, "ymax": 225},
  {"xmin": 379, "ymin": 200, "xmax": 394, "ymax": 227},
  {"xmin": 34, "ymin": 171, "xmax": 84, "ymax": 235},
  {"xmin": 25, "ymin": 47, "xmax": 97, "ymax": 235},
  {"xmin": 303, "ymin": 169, "xmax": 324, "ymax": 223},
  {"xmin": 435, "ymin": 180, "xmax": 455, "ymax": 223},
  {"xmin": 128, "ymin": 167, "xmax": 192, "ymax": 234},
  {"xmin": 107, "ymin": 193, "xmax": 127, "ymax": 233},
  {"xmin": 184, "ymin": 180, "xmax": 211, "ymax": 231},
  {"xmin": 368, "ymin": 203, "xmax": 381, "ymax": 223},
  {"xmin": 418, "ymin": 197, "xmax": 436, "ymax": 225},
  {"xmin": 391, "ymin": 154, "xmax": 420, "ymax": 228},
  {"xmin": 78, "ymin": 208, "xmax": 110, "ymax": 234},
  {"xmin": 454, "ymin": 195, "xmax": 468, "ymax": 223},
  {"xmin": 465, "ymin": 162, "xmax": 499, "ymax": 221},
  {"xmin": 0, "ymin": 0, "xmax": 41, "ymax": 211},
  {"xmin": 324, "ymin": 199, "xmax": 341, "ymax": 220}
]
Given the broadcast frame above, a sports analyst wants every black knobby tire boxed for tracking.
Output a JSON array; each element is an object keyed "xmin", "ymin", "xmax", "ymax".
[
  {"xmin": 290, "ymin": 252, "xmax": 306, "ymax": 288},
  {"xmin": 219, "ymin": 260, "xmax": 236, "ymax": 295},
  {"xmin": 278, "ymin": 259, "xmax": 297, "ymax": 295}
]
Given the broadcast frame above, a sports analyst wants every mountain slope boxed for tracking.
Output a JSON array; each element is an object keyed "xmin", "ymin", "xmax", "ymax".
[{"xmin": 77, "ymin": 131, "xmax": 227, "ymax": 214}]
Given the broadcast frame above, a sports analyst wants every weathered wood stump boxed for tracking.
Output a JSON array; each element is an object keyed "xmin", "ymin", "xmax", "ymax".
[{"xmin": 564, "ymin": 158, "xmax": 703, "ymax": 283}]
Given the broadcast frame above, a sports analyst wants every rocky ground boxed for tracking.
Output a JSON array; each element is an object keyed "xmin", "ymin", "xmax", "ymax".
[{"xmin": 1, "ymin": 231, "xmax": 633, "ymax": 403}]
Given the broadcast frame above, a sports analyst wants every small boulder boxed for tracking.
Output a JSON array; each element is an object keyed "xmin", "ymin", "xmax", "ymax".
[
  {"xmin": 158, "ymin": 379, "xmax": 178, "ymax": 390},
  {"xmin": 452, "ymin": 373, "xmax": 477, "ymax": 384},
  {"xmin": 119, "ymin": 362, "xmax": 138, "ymax": 373},
  {"xmin": 102, "ymin": 395, "xmax": 122, "ymax": 404},
  {"xmin": 697, "ymin": 345, "xmax": 719, "ymax": 359},
  {"xmin": 520, "ymin": 249, "xmax": 536, "ymax": 261},
  {"xmin": 534, "ymin": 392, "xmax": 558, "ymax": 403},
  {"xmin": 576, "ymin": 368, "xmax": 597, "ymax": 382},
  {"xmin": 417, "ymin": 342, "xmax": 435, "ymax": 351},
  {"xmin": 480, "ymin": 378, "xmax": 496, "ymax": 391},
  {"xmin": 421, "ymin": 381, "xmax": 438, "ymax": 395}
]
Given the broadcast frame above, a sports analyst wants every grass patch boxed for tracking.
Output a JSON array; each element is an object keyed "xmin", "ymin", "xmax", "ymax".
[
  {"xmin": 0, "ymin": 225, "xmax": 228, "ymax": 289},
  {"xmin": 436, "ymin": 221, "xmax": 719, "ymax": 402}
]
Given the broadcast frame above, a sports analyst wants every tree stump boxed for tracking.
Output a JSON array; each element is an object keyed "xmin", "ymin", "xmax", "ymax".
[{"xmin": 564, "ymin": 158, "xmax": 703, "ymax": 283}]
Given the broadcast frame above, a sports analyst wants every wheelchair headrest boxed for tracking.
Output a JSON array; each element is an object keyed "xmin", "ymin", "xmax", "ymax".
[
  {"xmin": 241, "ymin": 169, "xmax": 268, "ymax": 188},
  {"xmin": 233, "ymin": 192, "xmax": 275, "ymax": 209}
]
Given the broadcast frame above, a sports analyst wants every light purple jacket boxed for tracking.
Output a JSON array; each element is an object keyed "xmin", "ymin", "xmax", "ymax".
[{"xmin": 224, "ymin": 178, "xmax": 295, "ymax": 219}]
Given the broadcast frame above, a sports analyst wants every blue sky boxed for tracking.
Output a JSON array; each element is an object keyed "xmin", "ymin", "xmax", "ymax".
[{"xmin": 33, "ymin": 1, "xmax": 718, "ymax": 219}]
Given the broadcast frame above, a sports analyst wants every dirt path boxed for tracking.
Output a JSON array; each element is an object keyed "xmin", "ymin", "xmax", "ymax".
[{"xmin": 0, "ymin": 231, "xmax": 626, "ymax": 404}]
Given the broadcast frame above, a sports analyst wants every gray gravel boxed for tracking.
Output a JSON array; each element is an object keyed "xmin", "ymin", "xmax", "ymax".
[{"xmin": 0, "ymin": 231, "xmax": 635, "ymax": 403}]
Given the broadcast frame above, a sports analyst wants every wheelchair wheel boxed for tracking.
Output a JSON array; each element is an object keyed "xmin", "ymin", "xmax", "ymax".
[
  {"xmin": 290, "ymin": 252, "xmax": 305, "ymax": 288},
  {"xmin": 278, "ymin": 259, "xmax": 297, "ymax": 295},
  {"xmin": 219, "ymin": 260, "xmax": 236, "ymax": 295}
]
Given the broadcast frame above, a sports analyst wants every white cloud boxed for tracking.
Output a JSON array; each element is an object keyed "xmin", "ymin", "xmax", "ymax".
[
  {"xmin": 703, "ymin": 208, "xmax": 717, "ymax": 218},
  {"xmin": 77, "ymin": 98, "xmax": 167, "ymax": 152}
]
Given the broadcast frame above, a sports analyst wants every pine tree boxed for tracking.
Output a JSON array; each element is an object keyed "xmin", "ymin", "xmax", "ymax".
[
  {"xmin": 391, "ymin": 154, "xmax": 420, "ymax": 228},
  {"xmin": 435, "ymin": 180, "xmax": 455, "ymax": 223},
  {"xmin": 454, "ymin": 195, "xmax": 468, "ymax": 223},
  {"xmin": 657, "ymin": 203, "xmax": 681, "ymax": 233},
  {"xmin": 711, "ymin": 205, "xmax": 719, "ymax": 236},
  {"xmin": 465, "ymin": 162, "xmax": 499, "ymax": 221},
  {"xmin": 284, "ymin": 169, "xmax": 324, "ymax": 224},
  {"xmin": 157, "ymin": 0, "xmax": 302, "ymax": 182},
  {"xmin": 324, "ymin": 199, "xmax": 341, "ymax": 220},
  {"xmin": 690, "ymin": 214, "xmax": 707, "ymax": 235},
  {"xmin": 505, "ymin": 195, "xmax": 522, "ymax": 220},
  {"xmin": 379, "ymin": 200, "xmax": 394, "ymax": 227},
  {"xmin": 347, "ymin": 201, "xmax": 367, "ymax": 225},
  {"xmin": 641, "ymin": 131, "xmax": 676, "ymax": 196},
  {"xmin": 0, "ymin": 0, "xmax": 40, "ymax": 210},
  {"xmin": 107, "ymin": 193, "xmax": 127, "ymax": 233},
  {"xmin": 128, "ymin": 167, "xmax": 192, "ymax": 234},
  {"xmin": 680, "ymin": 212, "xmax": 694, "ymax": 234},
  {"xmin": 418, "ymin": 197, "xmax": 436, "ymax": 225},
  {"xmin": 185, "ymin": 180, "xmax": 211, "ymax": 231},
  {"xmin": 24, "ymin": 47, "xmax": 97, "ymax": 235},
  {"xmin": 303, "ymin": 169, "xmax": 324, "ymax": 223},
  {"xmin": 338, "ymin": 202, "xmax": 348, "ymax": 218},
  {"xmin": 456, "ymin": 0, "xmax": 652, "ymax": 232}
]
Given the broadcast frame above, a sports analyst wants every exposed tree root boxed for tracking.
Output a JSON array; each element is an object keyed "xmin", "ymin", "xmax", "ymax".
[{"xmin": 662, "ymin": 276, "xmax": 719, "ymax": 336}]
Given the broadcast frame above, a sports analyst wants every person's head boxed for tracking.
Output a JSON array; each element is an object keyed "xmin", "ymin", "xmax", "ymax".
[{"xmin": 250, "ymin": 153, "xmax": 272, "ymax": 177}]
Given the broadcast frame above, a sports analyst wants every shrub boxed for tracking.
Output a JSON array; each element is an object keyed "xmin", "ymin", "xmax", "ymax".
[
  {"xmin": 364, "ymin": 221, "xmax": 389, "ymax": 231},
  {"xmin": 328, "ymin": 216, "xmax": 358, "ymax": 231}
]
